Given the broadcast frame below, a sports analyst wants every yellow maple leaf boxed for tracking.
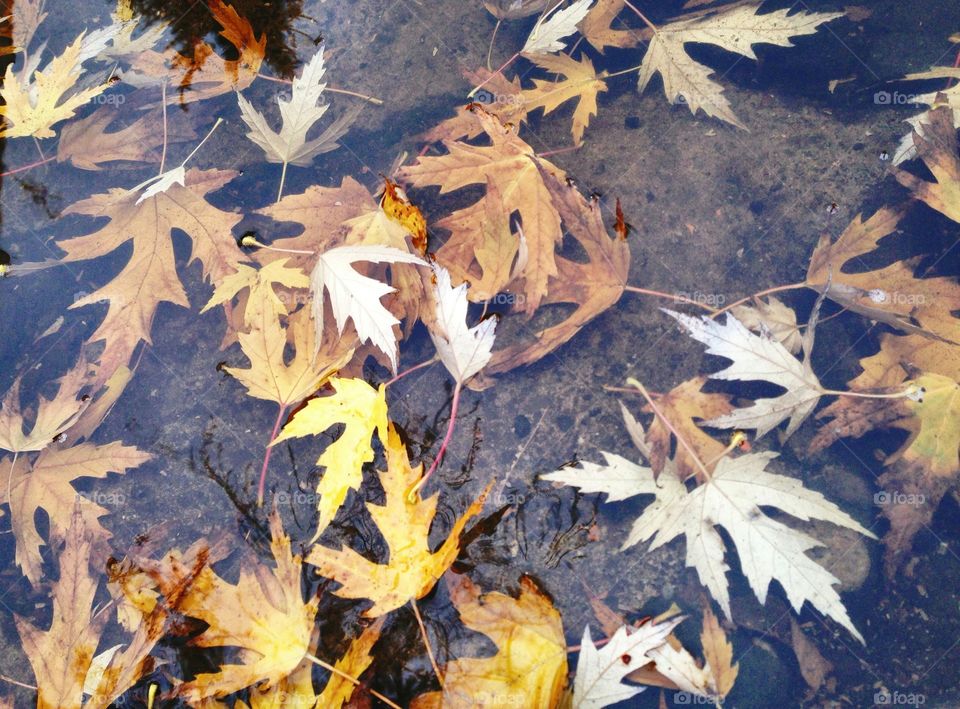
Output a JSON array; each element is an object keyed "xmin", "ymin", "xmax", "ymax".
[
  {"xmin": 272, "ymin": 377, "xmax": 388, "ymax": 540},
  {"xmin": 581, "ymin": 0, "xmax": 645, "ymax": 51},
  {"xmin": 306, "ymin": 425, "xmax": 489, "ymax": 617},
  {"xmin": 0, "ymin": 31, "xmax": 111, "ymax": 139},
  {"xmin": 203, "ymin": 258, "xmax": 310, "ymax": 330},
  {"xmin": 523, "ymin": 52, "xmax": 608, "ymax": 144},
  {"xmin": 144, "ymin": 510, "xmax": 318, "ymax": 701},
  {"xmin": 410, "ymin": 573, "xmax": 568, "ymax": 709}
]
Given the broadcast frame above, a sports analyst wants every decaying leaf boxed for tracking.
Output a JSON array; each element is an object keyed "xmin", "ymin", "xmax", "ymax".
[
  {"xmin": 542, "ymin": 406, "xmax": 876, "ymax": 643},
  {"xmin": 811, "ymin": 332, "xmax": 959, "ymax": 576},
  {"xmin": 143, "ymin": 509, "xmax": 317, "ymax": 701},
  {"xmin": 639, "ymin": 377, "xmax": 734, "ymax": 483},
  {"xmin": 581, "ymin": 0, "xmax": 643, "ymax": 51},
  {"xmin": 15, "ymin": 505, "xmax": 104, "ymax": 709},
  {"xmin": 894, "ymin": 102, "xmax": 960, "ymax": 224},
  {"xmin": 411, "ymin": 573, "xmax": 568, "ymax": 709},
  {"xmin": 730, "ymin": 296, "xmax": 803, "ymax": 354},
  {"xmin": 523, "ymin": 52, "xmax": 608, "ymax": 144},
  {"xmin": 1, "ymin": 441, "xmax": 150, "ymax": 585},
  {"xmin": 305, "ymin": 425, "xmax": 489, "ymax": 617}
]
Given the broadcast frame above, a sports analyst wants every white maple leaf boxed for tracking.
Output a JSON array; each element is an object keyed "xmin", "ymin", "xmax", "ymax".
[
  {"xmin": 573, "ymin": 619, "xmax": 681, "ymax": 709},
  {"xmin": 522, "ymin": 0, "xmax": 594, "ymax": 55},
  {"xmin": 238, "ymin": 45, "xmax": 355, "ymax": 200},
  {"xmin": 428, "ymin": 264, "xmax": 497, "ymax": 385},
  {"xmin": 637, "ymin": 5, "xmax": 843, "ymax": 128},
  {"xmin": 542, "ymin": 414, "xmax": 876, "ymax": 644},
  {"xmin": 664, "ymin": 309, "xmax": 822, "ymax": 439},
  {"xmin": 133, "ymin": 165, "xmax": 185, "ymax": 204},
  {"xmin": 309, "ymin": 245, "xmax": 426, "ymax": 373}
]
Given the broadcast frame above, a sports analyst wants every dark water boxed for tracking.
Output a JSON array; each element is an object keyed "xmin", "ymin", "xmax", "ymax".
[{"xmin": 0, "ymin": 0, "xmax": 959, "ymax": 707}]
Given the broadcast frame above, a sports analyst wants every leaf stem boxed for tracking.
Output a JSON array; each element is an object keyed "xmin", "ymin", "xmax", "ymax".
[
  {"xmin": 159, "ymin": 80, "xmax": 168, "ymax": 174},
  {"xmin": 487, "ymin": 19, "xmax": 502, "ymax": 71},
  {"xmin": 468, "ymin": 51, "xmax": 519, "ymax": 98},
  {"xmin": 411, "ymin": 599, "xmax": 445, "ymax": 687},
  {"xmin": 305, "ymin": 653, "xmax": 403, "ymax": 709},
  {"xmin": 710, "ymin": 282, "xmax": 808, "ymax": 318},
  {"xmin": 255, "ymin": 74, "xmax": 384, "ymax": 104},
  {"xmin": 624, "ymin": 285, "xmax": 718, "ymax": 313},
  {"xmin": 409, "ymin": 381, "xmax": 462, "ymax": 500},
  {"xmin": 385, "ymin": 356, "xmax": 439, "ymax": 387},
  {"xmin": 621, "ymin": 0, "xmax": 658, "ymax": 31},
  {"xmin": 823, "ymin": 386, "xmax": 920, "ymax": 401},
  {"xmin": 603, "ymin": 62, "xmax": 647, "ymax": 80},
  {"xmin": 277, "ymin": 160, "xmax": 289, "ymax": 203},
  {"xmin": 0, "ymin": 155, "xmax": 55, "ymax": 177},
  {"xmin": 241, "ymin": 236, "xmax": 314, "ymax": 255},
  {"xmin": 257, "ymin": 404, "xmax": 288, "ymax": 506}
]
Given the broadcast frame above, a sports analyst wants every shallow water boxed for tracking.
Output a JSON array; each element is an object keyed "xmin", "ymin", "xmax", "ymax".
[{"xmin": 0, "ymin": 0, "xmax": 959, "ymax": 706}]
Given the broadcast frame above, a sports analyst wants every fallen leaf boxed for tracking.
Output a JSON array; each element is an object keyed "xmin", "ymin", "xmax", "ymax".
[
  {"xmin": 238, "ymin": 45, "xmax": 354, "ymax": 200},
  {"xmin": 523, "ymin": 52, "xmax": 608, "ymax": 143},
  {"xmin": 640, "ymin": 377, "xmax": 734, "ymax": 482},
  {"xmin": 637, "ymin": 5, "xmax": 843, "ymax": 128},
  {"xmin": 481, "ymin": 163, "xmax": 630, "ymax": 378},
  {"xmin": 0, "ymin": 441, "xmax": 151, "ymax": 584},
  {"xmin": 306, "ymin": 425, "xmax": 489, "ymax": 617},
  {"xmin": 144, "ymin": 509, "xmax": 318, "ymax": 701},
  {"xmin": 15, "ymin": 505, "xmax": 103, "ymax": 709},
  {"xmin": 272, "ymin": 377, "xmax": 387, "ymax": 540},
  {"xmin": 426, "ymin": 263, "xmax": 497, "ymax": 385},
  {"xmin": 730, "ymin": 296, "xmax": 802, "ymax": 354},
  {"xmin": 895, "ymin": 103, "xmax": 960, "ymax": 224},
  {"xmin": 399, "ymin": 97, "xmax": 565, "ymax": 315},
  {"xmin": 411, "ymin": 573, "xmax": 567, "ymax": 708},
  {"xmin": 309, "ymin": 245, "xmax": 427, "ymax": 372},
  {"xmin": 0, "ymin": 31, "xmax": 113, "ymax": 138},
  {"xmin": 805, "ymin": 207, "xmax": 960, "ymax": 343},
  {"xmin": 522, "ymin": 0, "xmax": 594, "ymax": 55},
  {"xmin": 542, "ymin": 409, "xmax": 876, "ymax": 643},
  {"xmin": 572, "ymin": 619, "xmax": 682, "ymax": 708},
  {"xmin": 582, "ymin": 0, "xmax": 644, "ymax": 51},
  {"xmin": 665, "ymin": 309, "xmax": 822, "ymax": 438}
]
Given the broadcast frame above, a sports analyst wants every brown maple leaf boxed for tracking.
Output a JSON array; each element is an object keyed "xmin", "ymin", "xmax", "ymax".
[
  {"xmin": 141, "ymin": 509, "xmax": 318, "ymax": 701},
  {"xmin": 640, "ymin": 376, "xmax": 735, "ymax": 483},
  {"xmin": 581, "ymin": 0, "xmax": 647, "ymax": 51},
  {"xmin": 806, "ymin": 207, "xmax": 960, "ymax": 344},
  {"xmin": 895, "ymin": 102, "xmax": 960, "ymax": 224},
  {"xmin": 398, "ymin": 108, "xmax": 564, "ymax": 314},
  {"xmin": 50, "ymin": 168, "xmax": 245, "ymax": 378},
  {"xmin": 0, "ymin": 441, "xmax": 151, "ymax": 584},
  {"xmin": 480, "ymin": 162, "xmax": 630, "ymax": 379}
]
